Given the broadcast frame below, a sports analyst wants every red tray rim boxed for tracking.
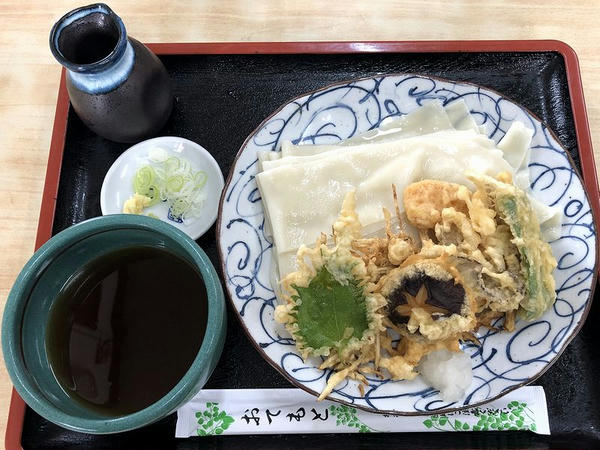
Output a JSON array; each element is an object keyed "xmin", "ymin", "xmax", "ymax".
[{"xmin": 6, "ymin": 39, "xmax": 598, "ymax": 449}]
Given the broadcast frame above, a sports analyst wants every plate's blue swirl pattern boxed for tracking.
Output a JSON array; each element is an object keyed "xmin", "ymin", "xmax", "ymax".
[{"xmin": 218, "ymin": 74, "xmax": 597, "ymax": 414}]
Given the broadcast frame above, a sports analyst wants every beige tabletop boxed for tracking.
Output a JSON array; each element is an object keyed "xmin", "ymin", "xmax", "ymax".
[{"xmin": 1, "ymin": 0, "xmax": 599, "ymax": 446}]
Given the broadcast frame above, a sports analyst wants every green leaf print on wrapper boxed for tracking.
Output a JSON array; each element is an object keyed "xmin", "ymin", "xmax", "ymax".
[
  {"xmin": 422, "ymin": 402, "xmax": 537, "ymax": 432},
  {"xmin": 329, "ymin": 405, "xmax": 375, "ymax": 433},
  {"xmin": 195, "ymin": 402, "xmax": 235, "ymax": 436}
]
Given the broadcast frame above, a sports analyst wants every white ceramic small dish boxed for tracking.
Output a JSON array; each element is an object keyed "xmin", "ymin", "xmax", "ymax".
[{"xmin": 101, "ymin": 136, "xmax": 224, "ymax": 240}]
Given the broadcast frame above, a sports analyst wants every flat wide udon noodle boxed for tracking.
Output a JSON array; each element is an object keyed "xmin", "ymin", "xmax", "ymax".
[
  {"xmin": 264, "ymin": 101, "xmax": 460, "ymax": 167},
  {"xmin": 256, "ymin": 101, "xmax": 561, "ymax": 277},
  {"xmin": 276, "ymin": 100, "xmax": 485, "ymax": 161},
  {"xmin": 257, "ymin": 129, "xmax": 513, "ymax": 277}
]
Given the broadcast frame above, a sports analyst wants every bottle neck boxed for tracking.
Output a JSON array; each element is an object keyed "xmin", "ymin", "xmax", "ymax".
[
  {"xmin": 67, "ymin": 40, "xmax": 135, "ymax": 95},
  {"xmin": 50, "ymin": 3, "xmax": 134, "ymax": 94}
]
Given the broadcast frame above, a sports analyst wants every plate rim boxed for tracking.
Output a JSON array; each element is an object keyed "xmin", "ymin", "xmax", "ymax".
[{"xmin": 216, "ymin": 72, "xmax": 599, "ymax": 416}]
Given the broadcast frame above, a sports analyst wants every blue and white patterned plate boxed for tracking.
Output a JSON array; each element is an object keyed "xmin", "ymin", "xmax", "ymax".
[{"xmin": 216, "ymin": 74, "xmax": 598, "ymax": 414}]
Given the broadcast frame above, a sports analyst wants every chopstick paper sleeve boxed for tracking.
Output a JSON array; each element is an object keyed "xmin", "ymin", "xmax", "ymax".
[{"xmin": 176, "ymin": 386, "xmax": 549, "ymax": 436}]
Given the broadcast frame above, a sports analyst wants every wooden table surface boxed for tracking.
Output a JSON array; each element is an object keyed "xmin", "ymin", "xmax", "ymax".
[{"xmin": 1, "ymin": 0, "xmax": 599, "ymax": 446}]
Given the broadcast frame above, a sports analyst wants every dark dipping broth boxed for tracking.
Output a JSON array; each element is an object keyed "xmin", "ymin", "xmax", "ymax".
[{"xmin": 45, "ymin": 246, "xmax": 208, "ymax": 416}]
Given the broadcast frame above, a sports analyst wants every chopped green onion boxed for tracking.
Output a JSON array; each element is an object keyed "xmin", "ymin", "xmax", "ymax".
[
  {"xmin": 165, "ymin": 157, "xmax": 180, "ymax": 172},
  {"xmin": 125, "ymin": 151, "xmax": 209, "ymax": 223},
  {"xmin": 146, "ymin": 185, "xmax": 161, "ymax": 206},
  {"xmin": 166, "ymin": 175, "xmax": 185, "ymax": 193},
  {"xmin": 194, "ymin": 171, "xmax": 208, "ymax": 189},
  {"xmin": 133, "ymin": 166, "xmax": 156, "ymax": 194},
  {"xmin": 170, "ymin": 198, "xmax": 190, "ymax": 218}
]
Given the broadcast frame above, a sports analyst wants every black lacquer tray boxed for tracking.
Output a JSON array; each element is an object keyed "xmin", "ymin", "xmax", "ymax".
[{"xmin": 9, "ymin": 41, "xmax": 600, "ymax": 449}]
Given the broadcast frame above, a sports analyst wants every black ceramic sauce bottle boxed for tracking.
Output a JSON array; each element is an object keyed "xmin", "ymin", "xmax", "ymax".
[{"xmin": 49, "ymin": 3, "xmax": 173, "ymax": 143}]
